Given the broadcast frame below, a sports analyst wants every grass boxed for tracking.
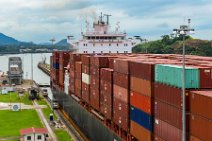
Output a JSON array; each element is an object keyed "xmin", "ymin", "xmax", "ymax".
[
  {"xmin": 0, "ymin": 92, "xmax": 32, "ymax": 105},
  {"xmin": 55, "ymin": 129, "xmax": 73, "ymax": 141},
  {"xmin": 37, "ymin": 98, "xmax": 57, "ymax": 121},
  {"xmin": 0, "ymin": 110, "xmax": 43, "ymax": 137},
  {"xmin": 37, "ymin": 98, "xmax": 72, "ymax": 141}
]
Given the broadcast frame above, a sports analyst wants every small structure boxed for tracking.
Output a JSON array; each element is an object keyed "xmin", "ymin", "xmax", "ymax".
[
  {"xmin": 7, "ymin": 57, "xmax": 23, "ymax": 85},
  {"xmin": 20, "ymin": 127, "xmax": 48, "ymax": 141}
]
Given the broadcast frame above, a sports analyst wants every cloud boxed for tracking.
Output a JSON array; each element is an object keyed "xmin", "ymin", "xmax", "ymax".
[{"xmin": 0, "ymin": 0, "xmax": 212, "ymax": 43}]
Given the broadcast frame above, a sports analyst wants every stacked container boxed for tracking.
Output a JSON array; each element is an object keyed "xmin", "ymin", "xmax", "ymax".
[
  {"xmin": 90, "ymin": 56, "xmax": 111, "ymax": 111},
  {"xmin": 81, "ymin": 55, "xmax": 91, "ymax": 103},
  {"xmin": 100, "ymin": 68, "xmax": 113, "ymax": 119},
  {"xmin": 52, "ymin": 51, "xmax": 60, "ymax": 85},
  {"xmin": 154, "ymin": 64, "xmax": 194, "ymax": 141},
  {"xmin": 113, "ymin": 58, "xmax": 130, "ymax": 131},
  {"xmin": 69, "ymin": 53, "xmax": 81, "ymax": 95},
  {"xmin": 129, "ymin": 61, "xmax": 154, "ymax": 141},
  {"xmin": 59, "ymin": 51, "xmax": 70, "ymax": 90},
  {"xmin": 189, "ymin": 90, "xmax": 212, "ymax": 141},
  {"xmin": 75, "ymin": 61, "xmax": 82, "ymax": 98}
]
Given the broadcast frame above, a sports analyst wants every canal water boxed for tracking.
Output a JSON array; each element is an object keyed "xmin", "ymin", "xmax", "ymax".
[{"xmin": 0, "ymin": 53, "xmax": 51, "ymax": 85}]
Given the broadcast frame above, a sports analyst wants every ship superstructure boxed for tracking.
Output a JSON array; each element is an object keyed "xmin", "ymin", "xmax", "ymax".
[{"xmin": 67, "ymin": 13, "xmax": 141, "ymax": 53}]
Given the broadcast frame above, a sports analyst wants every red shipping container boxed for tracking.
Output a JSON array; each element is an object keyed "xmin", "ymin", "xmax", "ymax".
[
  {"xmin": 130, "ymin": 61, "xmax": 154, "ymax": 81},
  {"xmin": 100, "ymin": 68, "xmax": 113, "ymax": 82},
  {"xmin": 70, "ymin": 53, "xmax": 81, "ymax": 70},
  {"xmin": 100, "ymin": 91, "xmax": 112, "ymax": 107},
  {"xmin": 75, "ymin": 61, "xmax": 82, "ymax": 73},
  {"xmin": 114, "ymin": 58, "xmax": 130, "ymax": 74},
  {"xmin": 100, "ymin": 80, "xmax": 112, "ymax": 99},
  {"xmin": 154, "ymin": 99, "xmax": 190, "ymax": 130},
  {"xmin": 130, "ymin": 91, "xmax": 153, "ymax": 115},
  {"xmin": 82, "ymin": 65, "xmax": 90, "ymax": 74},
  {"xmin": 90, "ymin": 56, "xmax": 111, "ymax": 68},
  {"xmin": 75, "ymin": 79, "xmax": 81, "ymax": 90},
  {"xmin": 59, "ymin": 70, "xmax": 64, "ymax": 87},
  {"xmin": 90, "ymin": 75, "xmax": 99, "ymax": 90},
  {"xmin": 131, "ymin": 76, "xmax": 152, "ymax": 97},
  {"xmin": 81, "ymin": 55, "xmax": 91, "ymax": 66},
  {"xmin": 113, "ymin": 97, "xmax": 129, "ymax": 131},
  {"xmin": 190, "ymin": 114, "xmax": 212, "ymax": 141},
  {"xmin": 113, "ymin": 72, "xmax": 129, "ymax": 89},
  {"xmin": 130, "ymin": 120, "xmax": 152, "ymax": 141},
  {"xmin": 113, "ymin": 84, "xmax": 129, "ymax": 103},
  {"xmin": 199, "ymin": 67, "xmax": 212, "ymax": 88},
  {"xmin": 81, "ymin": 83, "xmax": 90, "ymax": 103},
  {"xmin": 190, "ymin": 90, "xmax": 212, "ymax": 119},
  {"xmin": 90, "ymin": 86, "xmax": 100, "ymax": 111},
  {"xmin": 154, "ymin": 83, "xmax": 190, "ymax": 110},
  {"xmin": 154, "ymin": 118, "xmax": 182, "ymax": 141},
  {"xmin": 100, "ymin": 102, "xmax": 112, "ymax": 119},
  {"xmin": 109, "ymin": 58, "xmax": 115, "ymax": 69},
  {"xmin": 90, "ymin": 66, "xmax": 100, "ymax": 77},
  {"xmin": 75, "ymin": 88, "xmax": 81, "ymax": 98},
  {"xmin": 154, "ymin": 135, "xmax": 165, "ymax": 141}
]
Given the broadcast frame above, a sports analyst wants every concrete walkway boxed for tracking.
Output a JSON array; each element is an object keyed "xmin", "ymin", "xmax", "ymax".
[
  {"xmin": 0, "ymin": 102, "xmax": 47, "ymax": 110},
  {"xmin": 33, "ymin": 101, "xmax": 57, "ymax": 141}
]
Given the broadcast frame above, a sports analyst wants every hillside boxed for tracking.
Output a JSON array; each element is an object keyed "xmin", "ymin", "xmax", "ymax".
[
  {"xmin": 55, "ymin": 39, "xmax": 68, "ymax": 47},
  {"xmin": 133, "ymin": 35, "xmax": 212, "ymax": 56},
  {"xmin": 0, "ymin": 33, "xmax": 19, "ymax": 45}
]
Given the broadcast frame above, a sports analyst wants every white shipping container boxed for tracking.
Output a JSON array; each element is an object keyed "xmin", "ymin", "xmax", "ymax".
[{"xmin": 82, "ymin": 73, "xmax": 90, "ymax": 85}]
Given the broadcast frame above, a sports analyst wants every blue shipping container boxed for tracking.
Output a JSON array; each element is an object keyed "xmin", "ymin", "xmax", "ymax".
[
  {"xmin": 53, "ymin": 63, "xmax": 59, "ymax": 69},
  {"xmin": 130, "ymin": 106, "xmax": 153, "ymax": 132}
]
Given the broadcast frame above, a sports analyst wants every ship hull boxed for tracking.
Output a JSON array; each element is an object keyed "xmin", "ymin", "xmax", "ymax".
[{"xmin": 51, "ymin": 85, "xmax": 122, "ymax": 141}]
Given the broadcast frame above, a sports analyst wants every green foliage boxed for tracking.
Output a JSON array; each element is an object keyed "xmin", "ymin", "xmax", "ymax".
[{"xmin": 133, "ymin": 35, "xmax": 212, "ymax": 56}]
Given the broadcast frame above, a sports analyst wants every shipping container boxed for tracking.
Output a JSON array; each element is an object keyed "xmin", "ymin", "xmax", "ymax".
[
  {"xmin": 81, "ymin": 55, "xmax": 91, "ymax": 66},
  {"xmin": 198, "ymin": 67, "xmax": 212, "ymax": 88},
  {"xmin": 100, "ymin": 80, "xmax": 112, "ymax": 96},
  {"xmin": 82, "ymin": 65, "xmax": 90, "ymax": 74},
  {"xmin": 131, "ymin": 76, "xmax": 152, "ymax": 97},
  {"xmin": 153, "ymin": 135, "xmax": 165, "ymax": 141},
  {"xmin": 100, "ymin": 102, "xmax": 112, "ymax": 120},
  {"xmin": 90, "ymin": 86, "xmax": 100, "ymax": 111},
  {"xmin": 113, "ymin": 72, "xmax": 129, "ymax": 89},
  {"xmin": 130, "ymin": 61, "xmax": 154, "ymax": 81},
  {"xmin": 100, "ymin": 68, "xmax": 113, "ymax": 82},
  {"xmin": 90, "ymin": 66, "xmax": 100, "ymax": 77},
  {"xmin": 190, "ymin": 114, "xmax": 212, "ymax": 141},
  {"xmin": 155, "ymin": 64, "xmax": 199, "ymax": 88},
  {"xmin": 154, "ymin": 118, "xmax": 182, "ymax": 141},
  {"xmin": 90, "ymin": 56, "xmax": 111, "ymax": 68},
  {"xmin": 130, "ymin": 106, "xmax": 153, "ymax": 132},
  {"xmin": 190, "ymin": 90, "xmax": 212, "ymax": 119},
  {"xmin": 154, "ymin": 82, "xmax": 190, "ymax": 110},
  {"xmin": 113, "ymin": 97, "xmax": 129, "ymax": 131},
  {"xmin": 130, "ymin": 120, "xmax": 152, "ymax": 141},
  {"xmin": 154, "ymin": 99, "xmax": 190, "ymax": 130},
  {"xmin": 81, "ymin": 82, "xmax": 90, "ymax": 103},
  {"xmin": 130, "ymin": 91, "xmax": 153, "ymax": 115},
  {"xmin": 113, "ymin": 84, "xmax": 129, "ymax": 103},
  {"xmin": 114, "ymin": 59, "xmax": 130, "ymax": 74}
]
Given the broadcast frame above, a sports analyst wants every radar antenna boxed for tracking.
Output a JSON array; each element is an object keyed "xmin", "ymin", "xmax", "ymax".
[{"xmin": 104, "ymin": 14, "xmax": 112, "ymax": 25}]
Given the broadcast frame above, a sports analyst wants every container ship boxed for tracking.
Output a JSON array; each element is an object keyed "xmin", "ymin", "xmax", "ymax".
[{"xmin": 50, "ymin": 14, "xmax": 212, "ymax": 141}]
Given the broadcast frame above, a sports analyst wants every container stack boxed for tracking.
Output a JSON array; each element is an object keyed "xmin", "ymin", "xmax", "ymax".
[
  {"xmin": 129, "ymin": 61, "xmax": 154, "ymax": 141},
  {"xmin": 154, "ymin": 64, "xmax": 200, "ymax": 141},
  {"xmin": 189, "ymin": 90, "xmax": 212, "ymax": 141},
  {"xmin": 52, "ymin": 51, "xmax": 60, "ymax": 85},
  {"xmin": 100, "ymin": 68, "xmax": 113, "ymax": 120},
  {"xmin": 75, "ymin": 61, "xmax": 82, "ymax": 98},
  {"xmin": 89, "ymin": 56, "xmax": 111, "ymax": 111},
  {"xmin": 59, "ymin": 51, "xmax": 70, "ymax": 90},
  {"xmin": 113, "ymin": 58, "xmax": 130, "ymax": 131},
  {"xmin": 69, "ymin": 53, "xmax": 81, "ymax": 95},
  {"xmin": 81, "ymin": 55, "xmax": 91, "ymax": 103},
  {"xmin": 50, "ymin": 56, "xmax": 53, "ymax": 84}
]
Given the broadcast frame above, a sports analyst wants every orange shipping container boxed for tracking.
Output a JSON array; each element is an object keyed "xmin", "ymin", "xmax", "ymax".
[
  {"xmin": 130, "ymin": 91, "xmax": 153, "ymax": 115},
  {"xmin": 130, "ymin": 120, "xmax": 152, "ymax": 141},
  {"xmin": 131, "ymin": 76, "xmax": 152, "ymax": 97},
  {"xmin": 190, "ymin": 135, "xmax": 202, "ymax": 141}
]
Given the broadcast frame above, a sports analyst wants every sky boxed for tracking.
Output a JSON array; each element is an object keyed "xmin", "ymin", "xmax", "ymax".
[{"xmin": 0, "ymin": 0, "xmax": 212, "ymax": 43}]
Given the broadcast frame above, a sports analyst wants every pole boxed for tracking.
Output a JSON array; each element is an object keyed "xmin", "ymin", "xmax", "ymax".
[
  {"xmin": 182, "ymin": 34, "xmax": 186, "ymax": 141},
  {"xmin": 31, "ymin": 53, "xmax": 33, "ymax": 80}
]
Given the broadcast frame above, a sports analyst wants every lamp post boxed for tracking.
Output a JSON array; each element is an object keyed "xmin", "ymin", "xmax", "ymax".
[{"xmin": 173, "ymin": 19, "xmax": 195, "ymax": 141}]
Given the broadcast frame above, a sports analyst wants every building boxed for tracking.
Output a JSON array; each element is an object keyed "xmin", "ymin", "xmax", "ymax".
[
  {"xmin": 20, "ymin": 127, "xmax": 48, "ymax": 141},
  {"xmin": 7, "ymin": 57, "xmax": 23, "ymax": 85}
]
